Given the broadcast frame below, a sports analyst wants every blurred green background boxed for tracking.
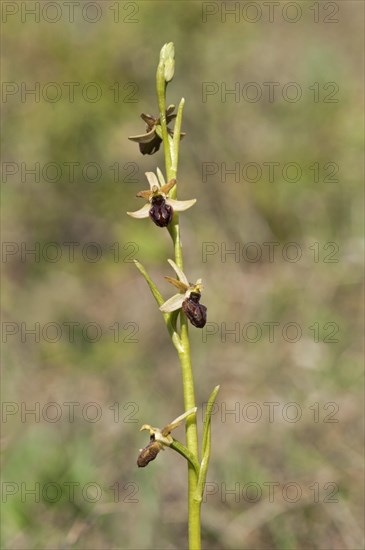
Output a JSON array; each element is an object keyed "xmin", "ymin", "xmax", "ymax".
[{"xmin": 1, "ymin": 1, "xmax": 364, "ymax": 549}]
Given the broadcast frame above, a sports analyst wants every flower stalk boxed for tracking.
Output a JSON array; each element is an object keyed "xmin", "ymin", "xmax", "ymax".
[
  {"xmin": 128, "ymin": 43, "xmax": 220, "ymax": 550},
  {"xmin": 156, "ymin": 46, "xmax": 201, "ymax": 549}
]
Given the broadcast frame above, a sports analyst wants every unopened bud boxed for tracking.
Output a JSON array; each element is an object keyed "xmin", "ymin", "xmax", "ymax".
[{"xmin": 160, "ymin": 42, "xmax": 175, "ymax": 83}]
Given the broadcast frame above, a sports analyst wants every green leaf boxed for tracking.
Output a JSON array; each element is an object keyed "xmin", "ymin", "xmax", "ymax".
[
  {"xmin": 171, "ymin": 98, "xmax": 185, "ymax": 178},
  {"xmin": 133, "ymin": 259, "xmax": 183, "ymax": 353},
  {"xmin": 170, "ymin": 309, "xmax": 180, "ymax": 332},
  {"xmin": 194, "ymin": 385, "xmax": 220, "ymax": 503},
  {"xmin": 201, "ymin": 385, "xmax": 220, "ymax": 458},
  {"xmin": 133, "ymin": 259, "xmax": 164, "ymax": 307}
]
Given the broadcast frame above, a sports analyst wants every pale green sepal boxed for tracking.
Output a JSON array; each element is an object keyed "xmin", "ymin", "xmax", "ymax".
[
  {"xmin": 159, "ymin": 292, "xmax": 185, "ymax": 313},
  {"xmin": 145, "ymin": 171, "xmax": 160, "ymax": 190},
  {"xmin": 167, "ymin": 198, "xmax": 196, "ymax": 212},
  {"xmin": 168, "ymin": 407, "xmax": 197, "ymax": 431},
  {"xmin": 167, "ymin": 259, "xmax": 189, "ymax": 286},
  {"xmin": 127, "ymin": 203, "xmax": 150, "ymax": 219},
  {"xmin": 128, "ymin": 128, "xmax": 155, "ymax": 143}
]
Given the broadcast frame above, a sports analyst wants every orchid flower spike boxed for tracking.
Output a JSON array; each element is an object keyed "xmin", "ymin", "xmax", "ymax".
[
  {"xmin": 137, "ymin": 407, "xmax": 197, "ymax": 467},
  {"xmin": 159, "ymin": 260, "xmax": 207, "ymax": 328},
  {"xmin": 127, "ymin": 170, "xmax": 196, "ymax": 227}
]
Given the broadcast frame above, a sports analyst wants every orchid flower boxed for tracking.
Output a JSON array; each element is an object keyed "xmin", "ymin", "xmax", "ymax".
[
  {"xmin": 137, "ymin": 407, "xmax": 197, "ymax": 467},
  {"xmin": 127, "ymin": 170, "xmax": 196, "ymax": 227},
  {"xmin": 159, "ymin": 260, "xmax": 207, "ymax": 328},
  {"xmin": 128, "ymin": 105, "xmax": 185, "ymax": 155}
]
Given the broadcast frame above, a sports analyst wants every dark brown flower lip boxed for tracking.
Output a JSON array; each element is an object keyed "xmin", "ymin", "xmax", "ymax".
[
  {"xmin": 182, "ymin": 296, "xmax": 207, "ymax": 328},
  {"xmin": 137, "ymin": 438, "xmax": 162, "ymax": 467}
]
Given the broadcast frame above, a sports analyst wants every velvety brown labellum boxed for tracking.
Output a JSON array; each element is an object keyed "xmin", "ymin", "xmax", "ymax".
[
  {"xmin": 137, "ymin": 439, "xmax": 161, "ymax": 467},
  {"xmin": 149, "ymin": 196, "xmax": 174, "ymax": 227},
  {"xmin": 139, "ymin": 136, "xmax": 162, "ymax": 155},
  {"xmin": 182, "ymin": 292, "xmax": 207, "ymax": 328}
]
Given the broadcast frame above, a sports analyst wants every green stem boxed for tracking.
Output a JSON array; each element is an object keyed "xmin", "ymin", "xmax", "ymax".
[
  {"xmin": 157, "ymin": 50, "xmax": 201, "ymax": 550},
  {"xmin": 178, "ymin": 316, "xmax": 201, "ymax": 550},
  {"xmin": 168, "ymin": 219, "xmax": 184, "ymax": 271}
]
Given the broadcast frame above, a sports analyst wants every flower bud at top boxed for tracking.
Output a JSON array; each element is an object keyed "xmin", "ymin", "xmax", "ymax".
[{"xmin": 160, "ymin": 42, "xmax": 175, "ymax": 83}]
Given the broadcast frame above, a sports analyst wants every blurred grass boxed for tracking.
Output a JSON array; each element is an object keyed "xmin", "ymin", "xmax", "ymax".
[{"xmin": 1, "ymin": 1, "xmax": 364, "ymax": 549}]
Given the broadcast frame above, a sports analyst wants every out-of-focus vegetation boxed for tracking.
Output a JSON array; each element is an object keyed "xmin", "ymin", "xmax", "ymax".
[{"xmin": 1, "ymin": 1, "xmax": 364, "ymax": 549}]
